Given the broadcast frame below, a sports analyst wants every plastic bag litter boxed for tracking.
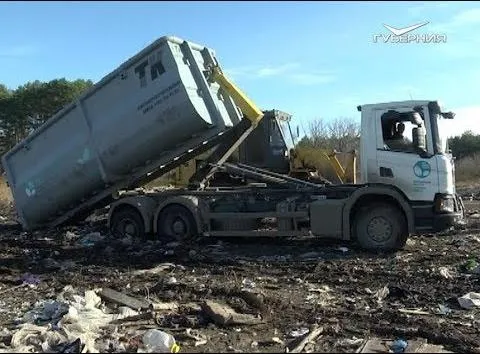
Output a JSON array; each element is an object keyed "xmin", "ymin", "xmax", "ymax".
[
  {"xmin": 21, "ymin": 273, "xmax": 41, "ymax": 286},
  {"xmin": 4, "ymin": 323, "xmax": 66, "ymax": 353},
  {"xmin": 289, "ymin": 328, "xmax": 309, "ymax": 338},
  {"xmin": 77, "ymin": 232, "xmax": 104, "ymax": 247},
  {"xmin": 438, "ymin": 267, "xmax": 453, "ymax": 279},
  {"xmin": 390, "ymin": 339, "xmax": 408, "ymax": 353},
  {"xmin": 113, "ymin": 306, "xmax": 139, "ymax": 321},
  {"xmin": 57, "ymin": 290, "xmax": 114, "ymax": 352},
  {"xmin": 458, "ymin": 292, "xmax": 480, "ymax": 309},
  {"xmin": 7, "ymin": 287, "xmax": 115, "ymax": 353},
  {"xmin": 140, "ymin": 329, "xmax": 180, "ymax": 353},
  {"xmin": 22, "ymin": 300, "xmax": 69, "ymax": 325}
]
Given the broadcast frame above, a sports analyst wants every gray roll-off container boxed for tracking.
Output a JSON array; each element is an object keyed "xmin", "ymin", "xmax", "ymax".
[{"xmin": 1, "ymin": 36, "xmax": 244, "ymax": 230}]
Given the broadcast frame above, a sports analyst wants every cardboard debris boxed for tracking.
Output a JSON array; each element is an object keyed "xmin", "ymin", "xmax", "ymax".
[
  {"xmin": 99, "ymin": 288, "xmax": 150, "ymax": 311},
  {"xmin": 201, "ymin": 300, "xmax": 263, "ymax": 326}
]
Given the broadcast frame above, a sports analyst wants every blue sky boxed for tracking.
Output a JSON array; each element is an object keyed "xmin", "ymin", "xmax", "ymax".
[{"xmin": 0, "ymin": 1, "xmax": 479, "ymax": 137}]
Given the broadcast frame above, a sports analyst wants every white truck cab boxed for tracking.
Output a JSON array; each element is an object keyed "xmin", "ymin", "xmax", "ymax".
[{"xmin": 358, "ymin": 100, "xmax": 464, "ymax": 233}]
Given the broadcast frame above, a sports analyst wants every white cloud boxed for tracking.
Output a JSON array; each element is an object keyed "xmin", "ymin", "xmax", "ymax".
[
  {"xmin": 257, "ymin": 63, "xmax": 300, "ymax": 77},
  {"xmin": 288, "ymin": 73, "xmax": 335, "ymax": 86},
  {"xmin": 223, "ymin": 66, "xmax": 257, "ymax": 79},
  {"xmin": 224, "ymin": 63, "xmax": 299, "ymax": 79},
  {"xmin": 224, "ymin": 62, "xmax": 335, "ymax": 86},
  {"xmin": 408, "ymin": 2, "xmax": 452, "ymax": 17},
  {"xmin": 442, "ymin": 105, "xmax": 480, "ymax": 137},
  {"xmin": 424, "ymin": 8, "xmax": 480, "ymax": 59},
  {"xmin": 0, "ymin": 45, "xmax": 37, "ymax": 58},
  {"xmin": 430, "ymin": 8, "xmax": 480, "ymax": 33},
  {"xmin": 451, "ymin": 8, "xmax": 480, "ymax": 26}
]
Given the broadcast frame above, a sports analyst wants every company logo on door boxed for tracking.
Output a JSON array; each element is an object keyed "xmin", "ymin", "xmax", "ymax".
[
  {"xmin": 413, "ymin": 161, "xmax": 431, "ymax": 178},
  {"xmin": 373, "ymin": 21, "xmax": 447, "ymax": 44}
]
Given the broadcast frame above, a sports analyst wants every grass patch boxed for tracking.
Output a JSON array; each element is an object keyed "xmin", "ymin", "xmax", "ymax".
[{"xmin": 455, "ymin": 153, "xmax": 480, "ymax": 184}]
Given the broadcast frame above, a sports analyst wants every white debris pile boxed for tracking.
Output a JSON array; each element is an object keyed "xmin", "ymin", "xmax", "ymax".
[{"xmin": 2, "ymin": 286, "xmax": 116, "ymax": 353}]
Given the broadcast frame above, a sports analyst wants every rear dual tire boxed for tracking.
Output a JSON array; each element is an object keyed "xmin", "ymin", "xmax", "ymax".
[
  {"xmin": 109, "ymin": 205, "xmax": 198, "ymax": 242},
  {"xmin": 156, "ymin": 205, "xmax": 198, "ymax": 242}
]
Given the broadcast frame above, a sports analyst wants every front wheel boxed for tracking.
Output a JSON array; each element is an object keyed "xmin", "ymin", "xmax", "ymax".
[{"xmin": 352, "ymin": 203, "xmax": 408, "ymax": 252}]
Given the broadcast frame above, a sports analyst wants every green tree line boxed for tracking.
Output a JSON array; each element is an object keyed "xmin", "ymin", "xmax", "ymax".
[
  {"xmin": 448, "ymin": 131, "xmax": 480, "ymax": 160},
  {"xmin": 0, "ymin": 79, "xmax": 93, "ymax": 155}
]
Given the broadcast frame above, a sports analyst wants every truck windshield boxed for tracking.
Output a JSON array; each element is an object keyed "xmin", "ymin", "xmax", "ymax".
[
  {"xmin": 436, "ymin": 115, "xmax": 450, "ymax": 154},
  {"xmin": 276, "ymin": 119, "xmax": 296, "ymax": 151},
  {"xmin": 428, "ymin": 102, "xmax": 455, "ymax": 155}
]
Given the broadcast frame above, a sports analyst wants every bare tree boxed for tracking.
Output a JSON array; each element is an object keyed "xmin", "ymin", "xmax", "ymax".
[{"xmin": 300, "ymin": 117, "xmax": 360, "ymax": 152}]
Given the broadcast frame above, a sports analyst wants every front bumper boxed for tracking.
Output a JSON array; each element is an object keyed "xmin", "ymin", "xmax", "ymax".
[{"xmin": 432, "ymin": 193, "xmax": 466, "ymax": 232}]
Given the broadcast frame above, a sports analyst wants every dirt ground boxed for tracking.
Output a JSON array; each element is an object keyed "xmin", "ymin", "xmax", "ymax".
[{"xmin": 0, "ymin": 188, "xmax": 480, "ymax": 353}]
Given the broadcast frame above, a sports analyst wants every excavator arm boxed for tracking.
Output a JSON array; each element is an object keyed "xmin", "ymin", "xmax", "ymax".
[
  {"xmin": 188, "ymin": 65, "xmax": 264, "ymax": 188},
  {"xmin": 291, "ymin": 147, "xmax": 357, "ymax": 184},
  {"xmin": 207, "ymin": 66, "xmax": 264, "ymax": 126}
]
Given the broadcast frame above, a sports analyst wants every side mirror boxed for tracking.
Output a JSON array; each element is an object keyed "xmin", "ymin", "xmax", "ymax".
[{"xmin": 441, "ymin": 111, "xmax": 455, "ymax": 119}]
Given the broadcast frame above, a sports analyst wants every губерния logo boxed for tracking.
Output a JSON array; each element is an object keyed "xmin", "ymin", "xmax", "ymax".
[{"xmin": 373, "ymin": 21, "xmax": 447, "ymax": 44}]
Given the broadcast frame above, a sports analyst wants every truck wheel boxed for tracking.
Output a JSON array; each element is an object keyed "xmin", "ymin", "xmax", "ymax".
[
  {"xmin": 110, "ymin": 207, "xmax": 146, "ymax": 240},
  {"xmin": 157, "ymin": 205, "xmax": 198, "ymax": 242},
  {"xmin": 352, "ymin": 203, "xmax": 407, "ymax": 252}
]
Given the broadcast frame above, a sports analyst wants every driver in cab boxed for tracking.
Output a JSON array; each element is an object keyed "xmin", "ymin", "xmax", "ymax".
[{"xmin": 386, "ymin": 122, "xmax": 413, "ymax": 151}]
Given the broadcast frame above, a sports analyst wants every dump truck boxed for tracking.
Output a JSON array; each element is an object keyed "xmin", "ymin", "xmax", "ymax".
[{"xmin": 1, "ymin": 36, "xmax": 465, "ymax": 252}]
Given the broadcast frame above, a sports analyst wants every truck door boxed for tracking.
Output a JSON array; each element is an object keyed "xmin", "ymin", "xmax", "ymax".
[{"xmin": 373, "ymin": 107, "xmax": 439, "ymax": 202}]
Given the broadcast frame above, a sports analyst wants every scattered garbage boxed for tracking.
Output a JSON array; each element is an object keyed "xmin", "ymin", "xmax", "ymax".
[
  {"xmin": 299, "ymin": 251, "xmax": 322, "ymax": 260},
  {"xmin": 398, "ymin": 308, "xmax": 430, "ymax": 316},
  {"xmin": 99, "ymin": 287, "xmax": 150, "ymax": 311},
  {"xmin": 22, "ymin": 300, "xmax": 69, "ymax": 325},
  {"xmin": 57, "ymin": 338, "xmax": 84, "ymax": 353},
  {"xmin": 132, "ymin": 263, "xmax": 177, "ymax": 276},
  {"xmin": 141, "ymin": 329, "xmax": 180, "ymax": 353},
  {"xmin": 271, "ymin": 337, "xmax": 285, "ymax": 345},
  {"xmin": 375, "ymin": 286, "xmax": 389, "ymax": 303},
  {"xmin": 65, "ymin": 231, "xmax": 79, "ymax": 242},
  {"xmin": 21, "ymin": 273, "xmax": 41, "ymax": 286},
  {"xmin": 390, "ymin": 339, "xmax": 408, "ymax": 353},
  {"xmin": 166, "ymin": 276, "xmax": 178, "ymax": 285},
  {"xmin": 439, "ymin": 267, "xmax": 454, "ymax": 279},
  {"xmin": 184, "ymin": 328, "xmax": 207, "ymax": 347},
  {"xmin": 437, "ymin": 304, "xmax": 452, "ymax": 315},
  {"xmin": 4, "ymin": 287, "xmax": 115, "ymax": 353},
  {"xmin": 41, "ymin": 258, "xmax": 62, "ymax": 271},
  {"xmin": 336, "ymin": 337, "xmax": 364, "ymax": 347},
  {"xmin": 241, "ymin": 278, "xmax": 256, "ymax": 289},
  {"xmin": 201, "ymin": 300, "xmax": 263, "ymax": 326},
  {"xmin": 77, "ymin": 232, "xmax": 104, "ymax": 247},
  {"xmin": 165, "ymin": 242, "xmax": 181, "ymax": 248},
  {"xmin": 458, "ymin": 292, "xmax": 480, "ymax": 310},
  {"xmin": 2, "ymin": 195, "xmax": 480, "ymax": 353},
  {"xmin": 358, "ymin": 338, "xmax": 452, "ymax": 353},
  {"xmin": 289, "ymin": 327, "xmax": 309, "ymax": 338},
  {"xmin": 289, "ymin": 325, "xmax": 323, "ymax": 353}
]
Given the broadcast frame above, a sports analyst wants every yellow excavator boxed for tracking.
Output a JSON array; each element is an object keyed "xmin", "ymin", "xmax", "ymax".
[
  {"xmin": 155, "ymin": 108, "xmax": 358, "ymax": 187},
  {"xmin": 229, "ymin": 108, "xmax": 358, "ymax": 185},
  {"xmin": 289, "ymin": 146, "xmax": 357, "ymax": 184}
]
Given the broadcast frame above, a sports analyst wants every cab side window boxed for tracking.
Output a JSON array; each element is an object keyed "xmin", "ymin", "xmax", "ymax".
[{"xmin": 381, "ymin": 111, "xmax": 425, "ymax": 153}]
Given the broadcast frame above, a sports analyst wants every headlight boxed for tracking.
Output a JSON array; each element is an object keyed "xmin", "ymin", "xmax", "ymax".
[{"xmin": 435, "ymin": 195, "xmax": 455, "ymax": 213}]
